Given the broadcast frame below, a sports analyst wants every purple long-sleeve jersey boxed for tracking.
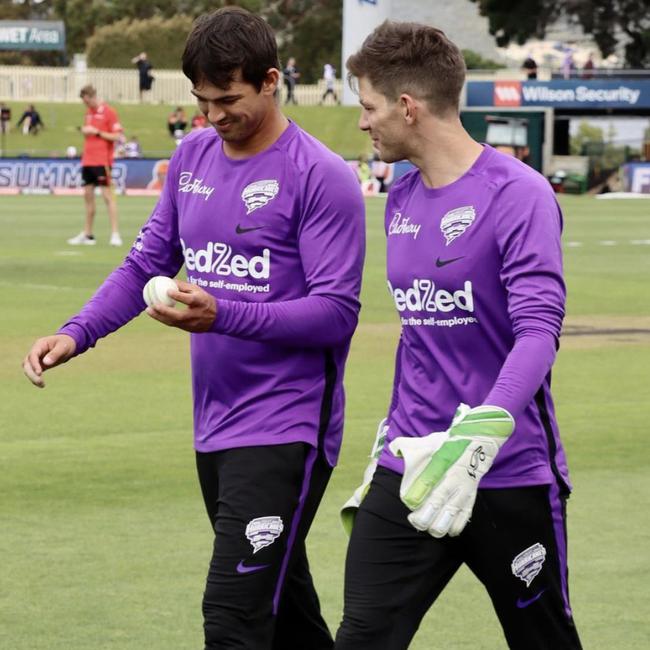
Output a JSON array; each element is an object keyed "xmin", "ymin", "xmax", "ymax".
[
  {"xmin": 58, "ymin": 122, "xmax": 366, "ymax": 466},
  {"xmin": 379, "ymin": 145, "xmax": 571, "ymax": 490}
]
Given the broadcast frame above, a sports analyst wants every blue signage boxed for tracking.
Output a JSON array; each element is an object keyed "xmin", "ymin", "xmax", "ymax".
[
  {"xmin": 0, "ymin": 158, "xmax": 169, "ymax": 193},
  {"xmin": 0, "ymin": 157, "xmax": 407, "ymax": 194},
  {"xmin": 622, "ymin": 163, "xmax": 650, "ymax": 193},
  {"xmin": 467, "ymin": 80, "xmax": 650, "ymax": 109}
]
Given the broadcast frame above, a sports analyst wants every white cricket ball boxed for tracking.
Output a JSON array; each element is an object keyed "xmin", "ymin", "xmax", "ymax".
[{"xmin": 143, "ymin": 276, "xmax": 178, "ymax": 308}]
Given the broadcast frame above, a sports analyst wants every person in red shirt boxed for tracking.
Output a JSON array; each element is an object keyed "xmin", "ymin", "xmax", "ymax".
[
  {"xmin": 67, "ymin": 85, "xmax": 124, "ymax": 246},
  {"xmin": 190, "ymin": 111, "xmax": 207, "ymax": 130}
]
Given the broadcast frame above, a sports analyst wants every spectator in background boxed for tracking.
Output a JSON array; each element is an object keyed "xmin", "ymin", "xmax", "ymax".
[
  {"xmin": 131, "ymin": 52, "xmax": 154, "ymax": 102},
  {"xmin": 521, "ymin": 54, "xmax": 537, "ymax": 80},
  {"xmin": 283, "ymin": 56, "xmax": 300, "ymax": 105},
  {"xmin": 582, "ymin": 53, "xmax": 595, "ymax": 80},
  {"xmin": 320, "ymin": 63, "xmax": 340, "ymax": 104},
  {"xmin": 562, "ymin": 50, "xmax": 576, "ymax": 79},
  {"xmin": 114, "ymin": 133, "xmax": 127, "ymax": 159},
  {"xmin": 356, "ymin": 154, "xmax": 371, "ymax": 184},
  {"xmin": 17, "ymin": 104, "xmax": 44, "ymax": 135},
  {"xmin": 190, "ymin": 111, "xmax": 207, "ymax": 130},
  {"xmin": 371, "ymin": 153, "xmax": 389, "ymax": 193},
  {"xmin": 124, "ymin": 135, "xmax": 142, "ymax": 158},
  {"xmin": 1, "ymin": 102, "xmax": 11, "ymax": 134},
  {"xmin": 167, "ymin": 106, "xmax": 188, "ymax": 138},
  {"xmin": 67, "ymin": 84, "xmax": 123, "ymax": 247}
]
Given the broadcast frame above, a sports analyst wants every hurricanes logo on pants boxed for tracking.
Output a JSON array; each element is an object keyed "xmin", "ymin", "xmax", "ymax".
[
  {"xmin": 245, "ymin": 516, "xmax": 284, "ymax": 553},
  {"xmin": 511, "ymin": 543, "xmax": 547, "ymax": 586}
]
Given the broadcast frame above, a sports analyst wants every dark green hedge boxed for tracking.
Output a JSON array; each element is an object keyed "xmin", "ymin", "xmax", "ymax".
[{"xmin": 86, "ymin": 15, "xmax": 194, "ymax": 69}]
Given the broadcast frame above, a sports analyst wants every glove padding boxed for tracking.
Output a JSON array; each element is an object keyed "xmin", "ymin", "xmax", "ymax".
[
  {"xmin": 389, "ymin": 404, "xmax": 514, "ymax": 538},
  {"xmin": 340, "ymin": 418, "xmax": 388, "ymax": 536}
]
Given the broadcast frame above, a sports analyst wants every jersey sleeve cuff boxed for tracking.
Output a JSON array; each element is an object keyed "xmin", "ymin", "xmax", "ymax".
[
  {"xmin": 57, "ymin": 322, "xmax": 91, "ymax": 356},
  {"xmin": 210, "ymin": 299, "xmax": 236, "ymax": 335}
]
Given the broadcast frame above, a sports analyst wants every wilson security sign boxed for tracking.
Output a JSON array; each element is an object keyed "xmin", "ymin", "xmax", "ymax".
[{"xmin": 467, "ymin": 80, "xmax": 650, "ymax": 109}]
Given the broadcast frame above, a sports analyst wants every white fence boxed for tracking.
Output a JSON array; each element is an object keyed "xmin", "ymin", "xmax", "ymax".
[
  {"xmin": 0, "ymin": 65, "xmax": 344, "ymax": 105},
  {"xmin": 2, "ymin": 64, "xmax": 647, "ymax": 106}
]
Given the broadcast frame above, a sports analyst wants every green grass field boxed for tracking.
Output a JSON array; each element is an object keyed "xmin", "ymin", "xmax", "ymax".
[
  {"xmin": 1, "ymin": 194, "xmax": 649, "ymax": 649},
  {"xmin": 1, "ymin": 101, "xmax": 371, "ymax": 160}
]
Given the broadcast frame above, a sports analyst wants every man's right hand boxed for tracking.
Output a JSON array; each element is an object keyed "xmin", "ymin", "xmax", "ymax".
[{"xmin": 22, "ymin": 334, "xmax": 77, "ymax": 388}]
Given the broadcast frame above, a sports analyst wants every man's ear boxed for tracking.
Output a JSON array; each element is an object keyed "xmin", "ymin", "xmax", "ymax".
[
  {"xmin": 262, "ymin": 68, "xmax": 281, "ymax": 96},
  {"xmin": 399, "ymin": 93, "xmax": 419, "ymax": 125}
]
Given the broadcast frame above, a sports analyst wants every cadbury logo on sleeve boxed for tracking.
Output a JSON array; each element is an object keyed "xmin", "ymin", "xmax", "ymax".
[
  {"xmin": 388, "ymin": 212, "xmax": 421, "ymax": 239},
  {"xmin": 178, "ymin": 171, "xmax": 215, "ymax": 201}
]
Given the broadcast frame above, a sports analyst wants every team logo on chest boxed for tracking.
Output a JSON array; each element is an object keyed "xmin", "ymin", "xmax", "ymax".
[
  {"xmin": 245, "ymin": 516, "xmax": 284, "ymax": 553},
  {"xmin": 241, "ymin": 179, "xmax": 280, "ymax": 214},
  {"xmin": 511, "ymin": 542, "xmax": 546, "ymax": 586},
  {"xmin": 440, "ymin": 205, "xmax": 476, "ymax": 245}
]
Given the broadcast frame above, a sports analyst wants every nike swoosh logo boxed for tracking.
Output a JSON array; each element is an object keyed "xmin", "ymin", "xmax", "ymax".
[
  {"xmin": 235, "ymin": 224, "xmax": 264, "ymax": 235},
  {"xmin": 435, "ymin": 255, "xmax": 464, "ymax": 268},
  {"xmin": 516, "ymin": 589, "xmax": 547, "ymax": 609},
  {"xmin": 236, "ymin": 560, "xmax": 269, "ymax": 575}
]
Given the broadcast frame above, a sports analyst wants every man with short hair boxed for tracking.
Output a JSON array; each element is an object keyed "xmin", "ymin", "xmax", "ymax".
[
  {"xmin": 282, "ymin": 56, "xmax": 300, "ymax": 105},
  {"xmin": 68, "ymin": 85, "xmax": 123, "ymax": 247},
  {"xmin": 0, "ymin": 102, "xmax": 11, "ymax": 134},
  {"xmin": 335, "ymin": 20, "xmax": 583, "ymax": 650},
  {"xmin": 131, "ymin": 51, "xmax": 154, "ymax": 102},
  {"xmin": 522, "ymin": 54, "xmax": 538, "ymax": 80},
  {"xmin": 23, "ymin": 8, "xmax": 365, "ymax": 650},
  {"xmin": 16, "ymin": 103, "xmax": 44, "ymax": 135}
]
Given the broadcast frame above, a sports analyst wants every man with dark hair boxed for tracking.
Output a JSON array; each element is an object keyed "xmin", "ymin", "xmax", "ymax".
[
  {"xmin": 67, "ymin": 85, "xmax": 123, "ymax": 247},
  {"xmin": 167, "ymin": 106, "xmax": 188, "ymax": 137},
  {"xmin": 336, "ymin": 20, "xmax": 583, "ymax": 650},
  {"xmin": 23, "ymin": 7, "xmax": 365, "ymax": 650},
  {"xmin": 131, "ymin": 52, "xmax": 154, "ymax": 102},
  {"xmin": 522, "ymin": 54, "xmax": 538, "ymax": 79},
  {"xmin": 0, "ymin": 101, "xmax": 10, "ymax": 134},
  {"xmin": 16, "ymin": 103, "xmax": 44, "ymax": 135}
]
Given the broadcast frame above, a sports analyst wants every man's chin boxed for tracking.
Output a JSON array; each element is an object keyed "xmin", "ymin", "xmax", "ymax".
[
  {"xmin": 377, "ymin": 150, "xmax": 400, "ymax": 164},
  {"xmin": 371, "ymin": 144, "xmax": 398, "ymax": 164},
  {"xmin": 213, "ymin": 123, "xmax": 238, "ymax": 139}
]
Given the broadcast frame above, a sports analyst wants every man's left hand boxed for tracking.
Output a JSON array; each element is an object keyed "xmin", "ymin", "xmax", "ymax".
[
  {"xmin": 146, "ymin": 280, "xmax": 217, "ymax": 332},
  {"xmin": 389, "ymin": 404, "xmax": 514, "ymax": 538}
]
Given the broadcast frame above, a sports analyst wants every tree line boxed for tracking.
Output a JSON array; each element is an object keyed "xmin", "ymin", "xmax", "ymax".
[
  {"xmin": 470, "ymin": 0, "xmax": 649, "ymax": 68},
  {"xmin": 2, "ymin": 1, "xmax": 646, "ymax": 75},
  {"xmin": 0, "ymin": 0, "xmax": 342, "ymax": 83}
]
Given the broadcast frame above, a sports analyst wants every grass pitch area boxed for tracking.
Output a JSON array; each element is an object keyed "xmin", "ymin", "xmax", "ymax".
[
  {"xmin": 1, "ymin": 101, "xmax": 371, "ymax": 160},
  {"xmin": 1, "ymin": 194, "xmax": 649, "ymax": 649}
]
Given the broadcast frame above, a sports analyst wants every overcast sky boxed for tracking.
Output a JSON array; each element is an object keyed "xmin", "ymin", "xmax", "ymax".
[{"xmin": 569, "ymin": 117, "xmax": 650, "ymax": 146}]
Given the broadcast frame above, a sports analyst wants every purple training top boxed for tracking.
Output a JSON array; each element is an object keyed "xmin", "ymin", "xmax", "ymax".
[
  {"xmin": 59, "ymin": 122, "xmax": 366, "ymax": 466},
  {"xmin": 380, "ymin": 145, "xmax": 571, "ymax": 490}
]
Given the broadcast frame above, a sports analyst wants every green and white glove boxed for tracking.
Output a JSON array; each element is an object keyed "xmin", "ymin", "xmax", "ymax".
[
  {"xmin": 389, "ymin": 404, "xmax": 514, "ymax": 538},
  {"xmin": 340, "ymin": 418, "xmax": 388, "ymax": 536}
]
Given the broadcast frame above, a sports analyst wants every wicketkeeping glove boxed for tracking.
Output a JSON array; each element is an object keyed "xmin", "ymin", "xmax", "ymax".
[
  {"xmin": 340, "ymin": 418, "xmax": 388, "ymax": 536},
  {"xmin": 389, "ymin": 404, "xmax": 514, "ymax": 538}
]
